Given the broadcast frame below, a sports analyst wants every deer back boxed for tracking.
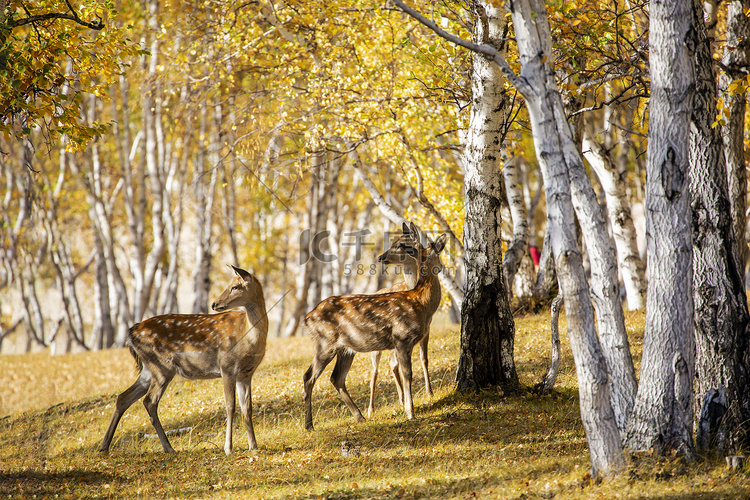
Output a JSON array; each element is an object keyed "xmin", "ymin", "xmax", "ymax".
[
  {"xmin": 128, "ymin": 266, "xmax": 267, "ymax": 380},
  {"xmin": 305, "ymin": 232, "xmax": 447, "ymax": 353}
]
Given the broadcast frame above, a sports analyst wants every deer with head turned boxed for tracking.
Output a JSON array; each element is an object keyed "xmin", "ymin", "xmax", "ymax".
[
  {"xmin": 303, "ymin": 222, "xmax": 446, "ymax": 430},
  {"xmin": 367, "ymin": 224, "xmax": 440, "ymax": 418},
  {"xmin": 99, "ymin": 265, "xmax": 267, "ymax": 455}
]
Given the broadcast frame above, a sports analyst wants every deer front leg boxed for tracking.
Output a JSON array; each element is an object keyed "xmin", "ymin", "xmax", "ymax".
[
  {"xmin": 367, "ymin": 351, "xmax": 381, "ymax": 418},
  {"xmin": 418, "ymin": 331, "xmax": 432, "ymax": 398},
  {"xmin": 222, "ymin": 373, "xmax": 237, "ymax": 455},
  {"xmin": 237, "ymin": 377, "xmax": 257, "ymax": 450},
  {"xmin": 394, "ymin": 348, "xmax": 414, "ymax": 420},
  {"xmin": 330, "ymin": 351, "xmax": 365, "ymax": 423}
]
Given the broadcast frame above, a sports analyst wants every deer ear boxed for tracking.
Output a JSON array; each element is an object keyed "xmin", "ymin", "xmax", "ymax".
[
  {"xmin": 402, "ymin": 221, "xmax": 410, "ymax": 234},
  {"xmin": 432, "ymin": 234, "xmax": 447, "ymax": 254},
  {"xmin": 407, "ymin": 221, "xmax": 420, "ymax": 240},
  {"xmin": 229, "ymin": 265, "xmax": 252, "ymax": 280}
]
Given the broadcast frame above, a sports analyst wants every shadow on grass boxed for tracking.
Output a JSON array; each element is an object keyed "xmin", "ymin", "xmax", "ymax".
[{"xmin": 0, "ymin": 470, "xmax": 118, "ymax": 497}]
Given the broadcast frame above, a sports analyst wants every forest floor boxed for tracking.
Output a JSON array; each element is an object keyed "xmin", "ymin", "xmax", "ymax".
[{"xmin": 1, "ymin": 308, "xmax": 748, "ymax": 499}]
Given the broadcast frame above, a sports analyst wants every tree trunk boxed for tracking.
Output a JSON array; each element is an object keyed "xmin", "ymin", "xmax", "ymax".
[
  {"xmin": 502, "ymin": 157, "xmax": 530, "ymax": 290},
  {"xmin": 690, "ymin": 0, "xmax": 750, "ymax": 454},
  {"xmin": 507, "ymin": 0, "xmax": 626, "ymax": 476},
  {"xmin": 538, "ymin": 294, "xmax": 563, "ymax": 394},
  {"xmin": 582, "ymin": 130, "xmax": 646, "ymax": 310},
  {"xmin": 533, "ymin": 225, "xmax": 558, "ymax": 303},
  {"xmin": 721, "ymin": 0, "xmax": 750, "ymax": 278},
  {"xmin": 454, "ymin": 1, "xmax": 517, "ymax": 392},
  {"xmin": 624, "ymin": 0, "xmax": 696, "ymax": 460},
  {"xmin": 192, "ymin": 102, "xmax": 220, "ymax": 314}
]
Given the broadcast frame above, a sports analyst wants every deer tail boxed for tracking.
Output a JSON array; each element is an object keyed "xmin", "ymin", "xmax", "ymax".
[{"xmin": 124, "ymin": 330, "xmax": 144, "ymax": 375}]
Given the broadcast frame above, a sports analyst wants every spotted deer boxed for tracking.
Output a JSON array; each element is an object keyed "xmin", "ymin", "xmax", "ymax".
[
  {"xmin": 100, "ymin": 265, "xmax": 268, "ymax": 455},
  {"xmin": 367, "ymin": 224, "xmax": 439, "ymax": 418},
  {"xmin": 303, "ymin": 222, "xmax": 446, "ymax": 430}
]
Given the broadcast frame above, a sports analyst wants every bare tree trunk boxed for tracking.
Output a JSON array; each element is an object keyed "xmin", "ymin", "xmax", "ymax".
[
  {"xmin": 139, "ymin": 0, "xmax": 166, "ymax": 319},
  {"xmin": 538, "ymin": 294, "xmax": 563, "ymax": 394},
  {"xmin": 721, "ymin": 0, "xmax": 750, "ymax": 277},
  {"xmin": 455, "ymin": 1, "xmax": 517, "ymax": 392},
  {"xmin": 583, "ymin": 130, "xmax": 646, "ymax": 310},
  {"xmin": 690, "ymin": 0, "xmax": 750, "ymax": 454},
  {"xmin": 533, "ymin": 225, "xmax": 558, "ymax": 302},
  {"xmin": 507, "ymin": 0, "xmax": 627, "ymax": 476},
  {"xmin": 624, "ymin": 0, "xmax": 696, "ymax": 460},
  {"xmin": 192, "ymin": 102, "xmax": 221, "ymax": 314},
  {"xmin": 85, "ymin": 96, "xmax": 116, "ymax": 348},
  {"xmin": 502, "ymin": 157, "xmax": 530, "ymax": 289}
]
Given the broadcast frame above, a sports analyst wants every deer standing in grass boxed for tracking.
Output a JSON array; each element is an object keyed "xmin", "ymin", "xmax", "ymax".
[
  {"xmin": 367, "ymin": 225, "xmax": 438, "ymax": 417},
  {"xmin": 100, "ymin": 265, "xmax": 267, "ymax": 455},
  {"xmin": 303, "ymin": 222, "xmax": 446, "ymax": 430}
]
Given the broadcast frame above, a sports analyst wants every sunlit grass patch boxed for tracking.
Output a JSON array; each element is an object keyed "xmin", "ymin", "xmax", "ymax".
[{"xmin": 1, "ymin": 310, "xmax": 749, "ymax": 499}]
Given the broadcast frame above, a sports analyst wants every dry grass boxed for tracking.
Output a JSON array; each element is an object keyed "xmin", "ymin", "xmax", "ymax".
[{"xmin": 1, "ymin": 309, "xmax": 748, "ymax": 499}]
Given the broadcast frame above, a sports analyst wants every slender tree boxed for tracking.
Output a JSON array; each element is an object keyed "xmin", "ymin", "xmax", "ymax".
[
  {"xmin": 393, "ymin": 0, "xmax": 627, "ymax": 477},
  {"xmin": 455, "ymin": 1, "xmax": 518, "ymax": 391},
  {"xmin": 689, "ymin": 0, "xmax": 750, "ymax": 454},
  {"xmin": 624, "ymin": 0, "xmax": 696, "ymax": 459}
]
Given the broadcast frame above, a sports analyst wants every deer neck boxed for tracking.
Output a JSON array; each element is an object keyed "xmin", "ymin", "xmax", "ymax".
[
  {"xmin": 414, "ymin": 256, "xmax": 442, "ymax": 313},
  {"xmin": 402, "ymin": 260, "xmax": 420, "ymax": 289},
  {"xmin": 241, "ymin": 292, "xmax": 268, "ymax": 332}
]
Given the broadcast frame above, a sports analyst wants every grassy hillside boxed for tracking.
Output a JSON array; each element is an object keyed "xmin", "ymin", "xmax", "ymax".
[{"xmin": 1, "ymin": 309, "xmax": 748, "ymax": 499}]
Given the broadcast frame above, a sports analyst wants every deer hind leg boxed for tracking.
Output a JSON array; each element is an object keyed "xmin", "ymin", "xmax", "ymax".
[
  {"xmin": 418, "ymin": 331, "xmax": 432, "ymax": 398},
  {"xmin": 99, "ymin": 366, "xmax": 151, "ymax": 453},
  {"xmin": 330, "ymin": 350, "xmax": 365, "ymax": 423},
  {"xmin": 394, "ymin": 348, "xmax": 414, "ymax": 420},
  {"xmin": 142, "ymin": 371, "xmax": 176, "ymax": 453},
  {"xmin": 367, "ymin": 351, "xmax": 382, "ymax": 418},
  {"xmin": 237, "ymin": 373, "xmax": 258, "ymax": 451},
  {"xmin": 221, "ymin": 372, "xmax": 237, "ymax": 455},
  {"xmin": 388, "ymin": 350, "xmax": 405, "ymax": 404},
  {"xmin": 303, "ymin": 347, "xmax": 337, "ymax": 431}
]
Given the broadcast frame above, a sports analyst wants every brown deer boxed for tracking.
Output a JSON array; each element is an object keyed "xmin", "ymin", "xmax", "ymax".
[
  {"xmin": 100, "ymin": 265, "xmax": 268, "ymax": 455},
  {"xmin": 367, "ymin": 226, "xmax": 438, "ymax": 417},
  {"xmin": 303, "ymin": 222, "xmax": 446, "ymax": 430}
]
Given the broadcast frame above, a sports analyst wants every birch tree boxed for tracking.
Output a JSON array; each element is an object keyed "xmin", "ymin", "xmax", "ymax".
[
  {"xmin": 454, "ymin": 1, "xmax": 517, "ymax": 391},
  {"xmin": 624, "ymin": 0, "xmax": 696, "ymax": 459},
  {"xmin": 720, "ymin": 0, "xmax": 750, "ymax": 275},
  {"xmin": 689, "ymin": 0, "xmax": 750, "ymax": 454},
  {"xmin": 393, "ymin": 0, "xmax": 628, "ymax": 477},
  {"xmin": 582, "ymin": 127, "xmax": 646, "ymax": 310}
]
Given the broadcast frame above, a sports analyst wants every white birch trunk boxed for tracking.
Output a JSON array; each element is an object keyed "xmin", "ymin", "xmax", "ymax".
[
  {"xmin": 502, "ymin": 157, "xmax": 530, "ymax": 289},
  {"xmin": 721, "ymin": 0, "xmax": 750, "ymax": 276},
  {"xmin": 140, "ymin": 0, "xmax": 166, "ymax": 319},
  {"xmin": 624, "ymin": 0, "xmax": 696, "ymax": 459},
  {"xmin": 583, "ymin": 131, "xmax": 646, "ymax": 310},
  {"xmin": 508, "ymin": 0, "xmax": 627, "ymax": 476},
  {"xmin": 192, "ymin": 103, "xmax": 220, "ymax": 314},
  {"xmin": 455, "ymin": 1, "xmax": 518, "ymax": 391},
  {"xmin": 690, "ymin": 0, "xmax": 750, "ymax": 454}
]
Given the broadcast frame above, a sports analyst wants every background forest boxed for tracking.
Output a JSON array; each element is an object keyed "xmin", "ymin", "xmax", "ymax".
[{"xmin": 1, "ymin": 0, "xmax": 659, "ymax": 353}]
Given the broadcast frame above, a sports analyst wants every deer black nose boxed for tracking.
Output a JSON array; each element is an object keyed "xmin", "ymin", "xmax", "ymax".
[
  {"xmin": 377, "ymin": 254, "xmax": 385, "ymax": 262},
  {"xmin": 211, "ymin": 302, "xmax": 216, "ymax": 311}
]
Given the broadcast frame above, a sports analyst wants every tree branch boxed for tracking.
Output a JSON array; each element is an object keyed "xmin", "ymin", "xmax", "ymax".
[
  {"xmin": 391, "ymin": 0, "xmax": 534, "ymax": 98},
  {"xmin": 11, "ymin": 0, "xmax": 104, "ymax": 30}
]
